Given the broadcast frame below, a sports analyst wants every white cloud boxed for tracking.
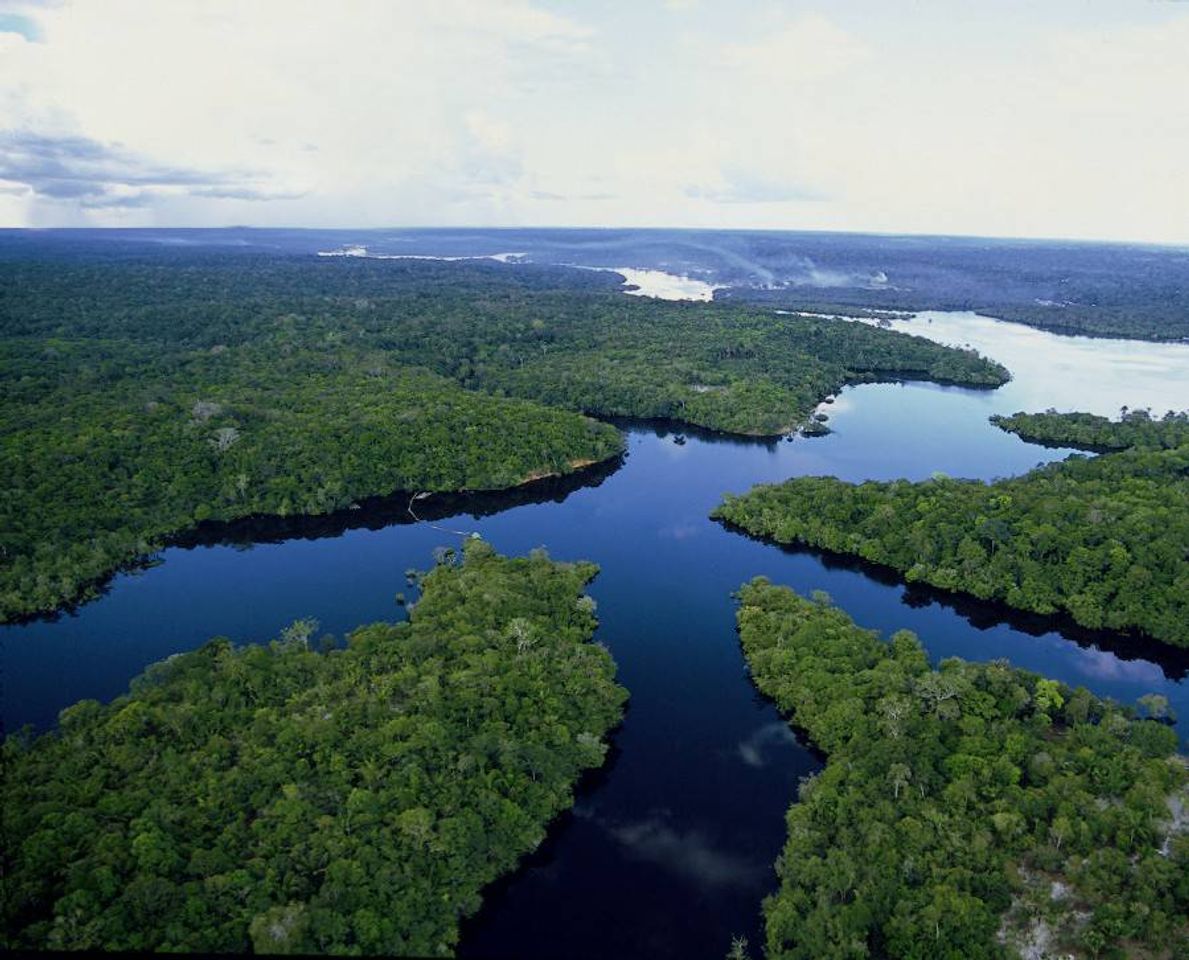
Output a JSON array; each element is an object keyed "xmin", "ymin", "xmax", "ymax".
[
  {"xmin": 720, "ymin": 12, "xmax": 869, "ymax": 83},
  {"xmin": 0, "ymin": 1, "xmax": 1186, "ymax": 242},
  {"xmin": 0, "ymin": 0, "xmax": 594, "ymax": 224}
]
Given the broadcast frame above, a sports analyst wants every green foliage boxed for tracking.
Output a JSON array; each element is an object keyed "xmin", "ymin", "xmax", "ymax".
[
  {"xmin": 714, "ymin": 414, "xmax": 1189, "ymax": 647},
  {"xmin": 1, "ymin": 541, "xmax": 627, "ymax": 954},
  {"xmin": 734, "ymin": 579, "xmax": 1188, "ymax": 960},
  {"xmin": 0, "ymin": 254, "xmax": 1007, "ymax": 621},
  {"xmin": 992, "ymin": 408, "xmax": 1189, "ymax": 452}
]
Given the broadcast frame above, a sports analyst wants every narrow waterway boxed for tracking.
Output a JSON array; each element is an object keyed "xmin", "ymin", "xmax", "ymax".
[{"xmin": 2, "ymin": 313, "xmax": 1186, "ymax": 959}]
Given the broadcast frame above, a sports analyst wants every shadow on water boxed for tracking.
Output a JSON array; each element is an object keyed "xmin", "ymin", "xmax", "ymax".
[
  {"xmin": 456, "ymin": 734, "xmax": 629, "ymax": 956},
  {"xmin": 601, "ymin": 415, "xmax": 785, "ymax": 450},
  {"xmin": 714, "ymin": 517, "xmax": 1189, "ymax": 683},
  {"xmin": 7, "ymin": 454, "xmax": 625, "ymax": 628},
  {"xmin": 173, "ymin": 453, "xmax": 625, "ymax": 548}
]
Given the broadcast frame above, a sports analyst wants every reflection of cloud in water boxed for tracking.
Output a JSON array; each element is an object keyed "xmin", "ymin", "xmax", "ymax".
[
  {"xmin": 738, "ymin": 720, "xmax": 798, "ymax": 768},
  {"xmin": 659, "ymin": 522, "xmax": 701, "ymax": 541},
  {"xmin": 1072, "ymin": 643, "xmax": 1167, "ymax": 686},
  {"xmin": 602, "ymin": 814, "xmax": 767, "ymax": 890}
]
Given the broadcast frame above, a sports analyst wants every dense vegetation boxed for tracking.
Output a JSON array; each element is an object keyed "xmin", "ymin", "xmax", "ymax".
[
  {"xmin": 992, "ymin": 409, "xmax": 1189, "ymax": 452},
  {"xmin": 971, "ymin": 304, "xmax": 1189, "ymax": 342},
  {"xmin": 0, "ymin": 251, "xmax": 1008, "ymax": 438},
  {"xmin": 714, "ymin": 412, "xmax": 1189, "ymax": 648},
  {"xmin": 735, "ymin": 579, "xmax": 1187, "ymax": 959},
  {"xmin": 1, "ymin": 539, "xmax": 627, "ymax": 955},
  {"xmin": 0, "ymin": 247, "xmax": 1007, "ymax": 621}
]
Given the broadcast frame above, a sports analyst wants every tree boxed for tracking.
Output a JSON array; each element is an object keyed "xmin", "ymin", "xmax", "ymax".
[
  {"xmin": 1034, "ymin": 679, "xmax": 1064, "ymax": 716},
  {"xmin": 733, "ymin": 579, "xmax": 1186, "ymax": 960},
  {"xmin": 888, "ymin": 763, "xmax": 912, "ymax": 800},
  {"xmin": 249, "ymin": 903, "xmax": 309, "ymax": 955},
  {"xmin": 1137, "ymin": 693, "xmax": 1172, "ymax": 723}
]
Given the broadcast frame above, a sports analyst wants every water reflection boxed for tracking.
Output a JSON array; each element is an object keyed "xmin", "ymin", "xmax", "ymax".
[
  {"xmin": 174, "ymin": 453, "xmax": 625, "ymax": 549},
  {"xmin": 722, "ymin": 526, "xmax": 1189, "ymax": 683},
  {"xmin": 737, "ymin": 722, "xmax": 800, "ymax": 769},
  {"xmin": 597, "ymin": 810, "xmax": 768, "ymax": 890}
]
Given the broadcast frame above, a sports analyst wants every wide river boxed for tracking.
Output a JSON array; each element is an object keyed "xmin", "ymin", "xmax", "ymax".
[{"xmin": 3, "ymin": 311, "xmax": 1187, "ymax": 959}]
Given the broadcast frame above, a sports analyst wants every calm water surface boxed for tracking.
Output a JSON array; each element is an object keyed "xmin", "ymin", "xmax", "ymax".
[{"xmin": 2, "ymin": 313, "xmax": 1186, "ymax": 960}]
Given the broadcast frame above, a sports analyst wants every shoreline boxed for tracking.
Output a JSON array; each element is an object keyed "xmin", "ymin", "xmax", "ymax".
[{"xmin": 0, "ymin": 450, "xmax": 627, "ymax": 629}]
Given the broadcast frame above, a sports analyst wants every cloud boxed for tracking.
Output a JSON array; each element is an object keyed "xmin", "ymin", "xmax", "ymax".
[
  {"xmin": 604, "ymin": 815, "xmax": 766, "ymax": 889},
  {"xmin": 1072, "ymin": 644, "xmax": 1167, "ymax": 685},
  {"xmin": 658, "ymin": 521, "xmax": 700, "ymax": 541},
  {"xmin": 720, "ymin": 13, "xmax": 869, "ymax": 84},
  {"xmin": 453, "ymin": 111, "xmax": 523, "ymax": 188},
  {"xmin": 737, "ymin": 721, "xmax": 798, "ymax": 768},
  {"xmin": 529, "ymin": 189, "xmax": 615, "ymax": 202},
  {"xmin": 0, "ymin": 0, "xmax": 596, "ymax": 225},
  {"xmin": 0, "ymin": 3, "xmax": 1187, "ymax": 241},
  {"xmin": 189, "ymin": 186, "xmax": 307, "ymax": 201},
  {"xmin": 685, "ymin": 168, "xmax": 830, "ymax": 205},
  {"xmin": 0, "ymin": 130, "xmax": 296, "ymax": 207}
]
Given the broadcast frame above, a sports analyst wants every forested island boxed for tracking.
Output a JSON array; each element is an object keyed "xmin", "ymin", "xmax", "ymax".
[
  {"xmin": 991, "ymin": 409, "xmax": 1189, "ymax": 453},
  {"xmin": 714, "ymin": 411, "xmax": 1189, "ymax": 648},
  {"xmin": 1, "ymin": 540, "xmax": 626, "ymax": 955},
  {"xmin": 734, "ymin": 579, "xmax": 1187, "ymax": 959},
  {"xmin": 0, "ymin": 249, "xmax": 1007, "ymax": 621}
]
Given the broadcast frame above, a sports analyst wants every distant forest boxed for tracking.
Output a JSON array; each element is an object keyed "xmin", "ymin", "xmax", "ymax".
[
  {"xmin": 705, "ymin": 232, "xmax": 1189, "ymax": 341},
  {"xmin": 6, "ymin": 227, "xmax": 1186, "ymax": 341}
]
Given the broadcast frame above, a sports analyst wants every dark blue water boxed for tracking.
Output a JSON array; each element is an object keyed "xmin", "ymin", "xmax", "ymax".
[{"xmin": 3, "ymin": 315, "xmax": 1187, "ymax": 959}]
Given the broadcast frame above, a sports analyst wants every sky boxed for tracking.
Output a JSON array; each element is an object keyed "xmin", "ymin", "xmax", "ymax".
[{"xmin": 0, "ymin": 0, "xmax": 1187, "ymax": 244}]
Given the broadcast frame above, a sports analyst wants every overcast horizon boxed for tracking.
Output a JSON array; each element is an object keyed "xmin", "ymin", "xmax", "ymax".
[
  {"xmin": 2, "ymin": 1, "xmax": 1187, "ymax": 245},
  {"xmin": 7, "ymin": 224, "xmax": 1189, "ymax": 253}
]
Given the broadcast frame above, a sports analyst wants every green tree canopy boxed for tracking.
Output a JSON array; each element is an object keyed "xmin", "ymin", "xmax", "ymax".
[{"xmin": 734, "ymin": 579, "xmax": 1187, "ymax": 959}]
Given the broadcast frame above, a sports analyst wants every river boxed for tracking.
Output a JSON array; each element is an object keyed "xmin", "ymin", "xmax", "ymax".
[{"xmin": 2, "ymin": 311, "xmax": 1186, "ymax": 959}]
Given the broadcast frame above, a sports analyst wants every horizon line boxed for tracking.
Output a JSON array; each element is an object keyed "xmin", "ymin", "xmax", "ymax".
[{"xmin": 2, "ymin": 223, "xmax": 1187, "ymax": 251}]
